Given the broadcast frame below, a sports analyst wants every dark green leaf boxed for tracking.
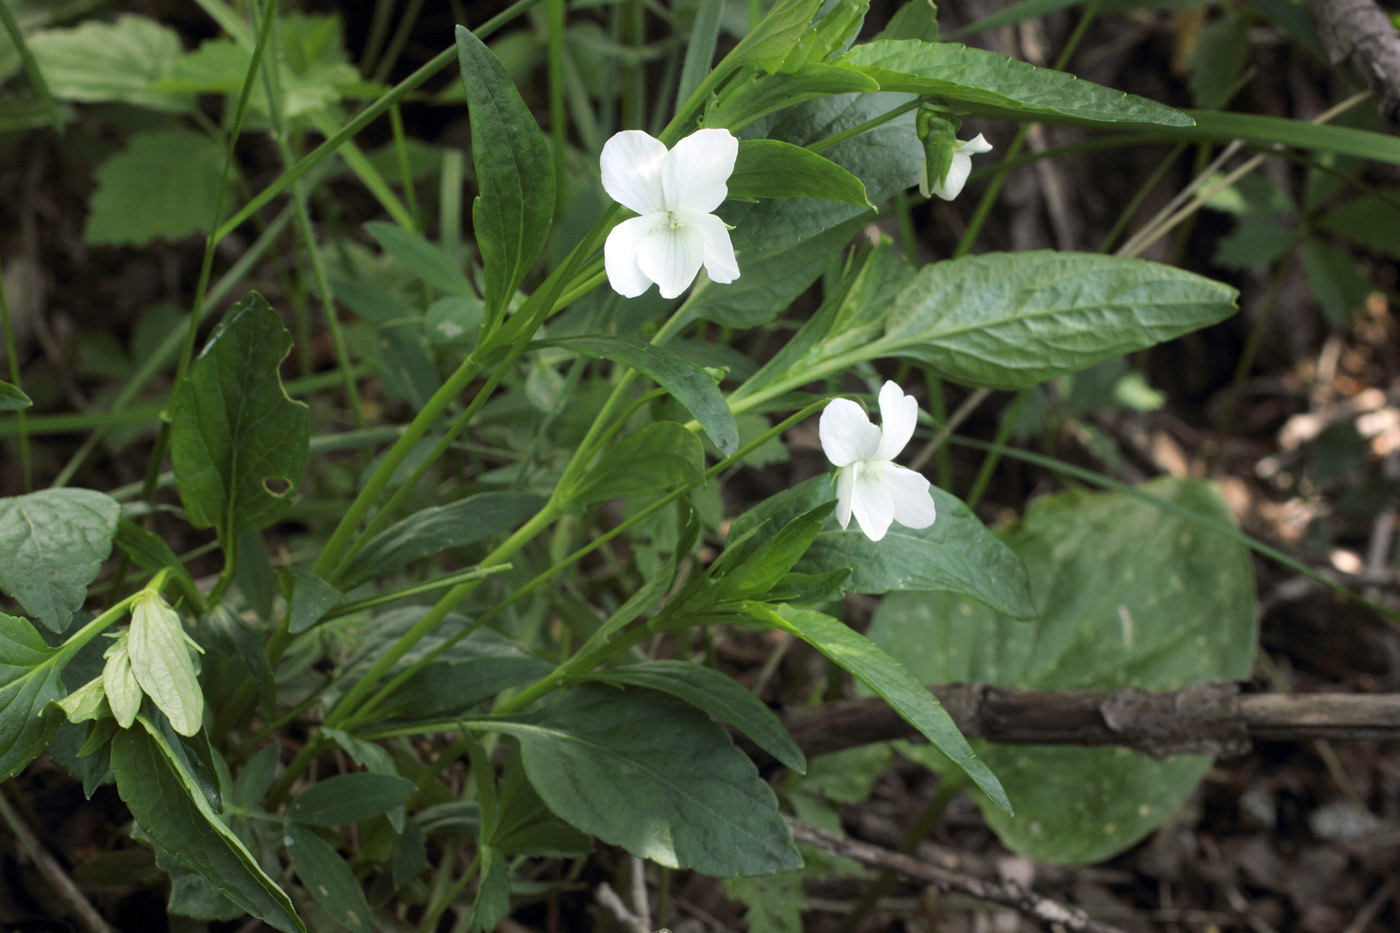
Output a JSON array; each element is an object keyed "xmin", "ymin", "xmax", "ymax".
[
  {"xmin": 729, "ymin": 139, "xmax": 872, "ymax": 207},
  {"xmin": 705, "ymin": 64, "xmax": 879, "ymax": 131},
  {"xmin": 779, "ymin": 0, "xmax": 868, "ymax": 71},
  {"xmin": 198, "ymin": 606, "xmax": 275, "ymax": 717},
  {"xmin": 875, "ymin": 251, "xmax": 1239, "ymax": 389},
  {"xmin": 840, "ymin": 40, "xmax": 1193, "ymax": 127},
  {"xmin": 745, "ymin": 602, "xmax": 1009, "ymax": 813},
  {"xmin": 110, "ymin": 720, "xmax": 304, "ymax": 933},
  {"xmin": 0, "ymin": 380, "xmax": 31, "ymax": 410},
  {"xmin": 470, "ymin": 847, "xmax": 512, "ymax": 933},
  {"xmin": 0, "ymin": 488, "xmax": 119, "ymax": 632},
  {"xmin": 86, "ymin": 129, "xmax": 233, "ymax": 245},
  {"xmin": 496, "ymin": 684, "xmax": 801, "ymax": 876},
  {"xmin": 364, "ymin": 221, "xmax": 474, "ymax": 297},
  {"xmin": 372, "ymin": 628, "xmax": 553, "ymax": 721},
  {"xmin": 169, "ymin": 293, "xmax": 310, "ymax": 541},
  {"xmin": 867, "ymin": 477, "xmax": 1257, "ymax": 863},
  {"xmin": 1303, "ymin": 238, "xmax": 1370, "ymax": 324},
  {"xmin": 566, "ymin": 422, "xmax": 705, "ymax": 507},
  {"xmin": 114, "ymin": 521, "xmax": 201, "ymax": 612},
  {"xmin": 455, "ymin": 25, "xmax": 555, "ymax": 325},
  {"xmin": 284, "ymin": 825, "xmax": 372, "ymax": 933},
  {"xmin": 0, "ymin": 612, "xmax": 65, "ymax": 779},
  {"xmin": 593, "ymin": 661, "xmax": 806, "ymax": 773},
  {"xmin": 542, "ymin": 335, "xmax": 739, "ymax": 455},
  {"xmin": 729, "ymin": 477, "xmax": 1035, "ymax": 618},
  {"xmin": 286, "ymin": 568, "xmax": 344, "ymax": 635},
  {"xmin": 1318, "ymin": 195, "xmax": 1400, "ymax": 259},
  {"xmin": 288, "ymin": 772, "xmax": 416, "ymax": 827},
  {"xmin": 340, "ymin": 492, "xmax": 546, "ymax": 588}
]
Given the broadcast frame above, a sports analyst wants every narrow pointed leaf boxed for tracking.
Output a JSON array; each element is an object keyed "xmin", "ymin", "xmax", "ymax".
[
  {"xmin": 729, "ymin": 139, "xmax": 872, "ymax": 207},
  {"xmin": 284, "ymin": 824, "xmax": 373, "ymax": 933},
  {"xmin": 0, "ymin": 380, "xmax": 31, "ymax": 410},
  {"xmin": 288, "ymin": 773, "xmax": 416, "ymax": 827}
]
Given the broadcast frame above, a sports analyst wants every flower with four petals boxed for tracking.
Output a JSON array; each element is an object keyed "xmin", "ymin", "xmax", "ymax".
[
  {"xmin": 600, "ymin": 128, "xmax": 741, "ymax": 299},
  {"xmin": 819, "ymin": 381, "xmax": 938, "ymax": 542}
]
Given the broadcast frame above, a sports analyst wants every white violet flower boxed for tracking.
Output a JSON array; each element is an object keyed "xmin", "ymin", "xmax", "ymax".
[
  {"xmin": 919, "ymin": 133, "xmax": 993, "ymax": 201},
  {"xmin": 600, "ymin": 127, "xmax": 741, "ymax": 299},
  {"xmin": 819, "ymin": 381, "xmax": 938, "ymax": 542}
]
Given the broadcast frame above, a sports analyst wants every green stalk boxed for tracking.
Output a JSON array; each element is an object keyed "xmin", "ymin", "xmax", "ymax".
[{"xmin": 0, "ymin": 264, "xmax": 31, "ymax": 491}]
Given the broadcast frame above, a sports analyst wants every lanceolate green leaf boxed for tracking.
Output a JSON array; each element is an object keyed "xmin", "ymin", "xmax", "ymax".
[
  {"xmin": 725, "ymin": 0, "xmax": 825, "ymax": 74},
  {"xmin": 169, "ymin": 293, "xmax": 310, "ymax": 542},
  {"xmin": 874, "ymin": 252, "xmax": 1238, "ymax": 389},
  {"xmin": 541, "ymin": 335, "xmax": 739, "ymax": 455},
  {"xmin": 455, "ymin": 25, "xmax": 554, "ymax": 327},
  {"xmin": 840, "ymin": 40, "xmax": 1192, "ymax": 127},
  {"xmin": 494, "ymin": 685, "xmax": 802, "ymax": 876},
  {"xmin": 0, "ymin": 488, "xmax": 120, "ymax": 632},
  {"xmin": 567, "ymin": 422, "xmax": 705, "ymax": 507},
  {"xmin": 0, "ymin": 613, "xmax": 66, "ymax": 780},
  {"xmin": 744, "ymin": 602, "xmax": 1010, "ymax": 813},
  {"xmin": 110, "ymin": 719, "xmax": 304, "ymax": 933},
  {"xmin": 0, "ymin": 381, "xmax": 31, "ymax": 410},
  {"xmin": 284, "ymin": 825, "xmax": 373, "ymax": 933},
  {"xmin": 288, "ymin": 772, "xmax": 416, "ymax": 827},
  {"xmin": 729, "ymin": 139, "xmax": 872, "ymax": 207}
]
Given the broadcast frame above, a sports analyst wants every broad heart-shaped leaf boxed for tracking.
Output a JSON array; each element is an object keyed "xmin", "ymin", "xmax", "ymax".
[
  {"xmin": 729, "ymin": 140, "xmax": 872, "ymax": 208},
  {"xmin": 338, "ymin": 492, "xmax": 546, "ymax": 589},
  {"xmin": 566, "ymin": 422, "xmax": 705, "ymax": 508},
  {"xmin": 866, "ymin": 477, "xmax": 1257, "ymax": 864},
  {"xmin": 0, "ymin": 488, "xmax": 119, "ymax": 633},
  {"xmin": 591, "ymin": 661, "xmax": 807, "ymax": 773},
  {"xmin": 728, "ymin": 476, "xmax": 1034, "ymax": 618},
  {"xmin": 0, "ymin": 613, "xmax": 66, "ymax": 780},
  {"xmin": 110, "ymin": 718, "xmax": 304, "ymax": 933},
  {"xmin": 0, "ymin": 380, "xmax": 31, "ymax": 410},
  {"xmin": 840, "ymin": 40, "xmax": 1192, "ymax": 127},
  {"xmin": 872, "ymin": 251, "xmax": 1238, "ymax": 390},
  {"xmin": 744, "ymin": 602, "xmax": 1009, "ymax": 814},
  {"xmin": 493, "ymin": 684, "xmax": 802, "ymax": 877},
  {"xmin": 86, "ymin": 129, "xmax": 233, "ymax": 246},
  {"xmin": 288, "ymin": 772, "xmax": 416, "ymax": 827},
  {"xmin": 540, "ymin": 335, "xmax": 738, "ymax": 456},
  {"xmin": 455, "ymin": 25, "xmax": 554, "ymax": 327},
  {"xmin": 27, "ymin": 15, "xmax": 186, "ymax": 111},
  {"xmin": 169, "ymin": 293, "xmax": 310, "ymax": 542},
  {"xmin": 725, "ymin": 92, "xmax": 924, "ymax": 251},
  {"xmin": 284, "ymin": 824, "xmax": 373, "ymax": 933}
]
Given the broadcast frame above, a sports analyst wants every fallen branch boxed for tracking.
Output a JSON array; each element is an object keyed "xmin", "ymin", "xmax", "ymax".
[
  {"xmin": 0, "ymin": 787, "xmax": 116, "ymax": 933},
  {"xmin": 787, "ymin": 819, "xmax": 1129, "ymax": 933},
  {"xmin": 758, "ymin": 683, "xmax": 1400, "ymax": 763},
  {"xmin": 1303, "ymin": 0, "xmax": 1400, "ymax": 123}
]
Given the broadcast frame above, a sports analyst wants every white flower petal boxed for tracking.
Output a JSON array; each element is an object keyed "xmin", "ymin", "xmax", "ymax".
[
  {"xmin": 850, "ymin": 462, "xmax": 896, "ymax": 541},
  {"xmin": 604, "ymin": 215, "xmax": 660, "ymax": 297},
  {"xmin": 662, "ymin": 128, "xmax": 737, "ymax": 214},
  {"xmin": 960, "ymin": 133, "xmax": 994, "ymax": 155},
  {"xmin": 635, "ymin": 217, "xmax": 706, "ymax": 299},
  {"xmin": 601, "ymin": 130, "xmax": 668, "ymax": 215},
  {"xmin": 834, "ymin": 465, "xmax": 856, "ymax": 529},
  {"xmin": 874, "ymin": 381, "xmax": 918, "ymax": 461},
  {"xmin": 820, "ymin": 398, "xmax": 882, "ymax": 467},
  {"xmin": 931, "ymin": 152, "xmax": 972, "ymax": 201},
  {"xmin": 686, "ymin": 210, "xmax": 740, "ymax": 284},
  {"xmin": 872, "ymin": 462, "xmax": 937, "ymax": 530}
]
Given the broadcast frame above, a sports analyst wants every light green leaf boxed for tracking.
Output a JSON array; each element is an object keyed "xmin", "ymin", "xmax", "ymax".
[
  {"xmin": 0, "ymin": 612, "xmax": 66, "ymax": 779},
  {"xmin": 729, "ymin": 139, "xmax": 872, "ymax": 207},
  {"xmin": 780, "ymin": 0, "xmax": 868, "ymax": 70},
  {"xmin": 495, "ymin": 684, "xmax": 802, "ymax": 876},
  {"xmin": 874, "ymin": 251, "xmax": 1239, "ymax": 389},
  {"xmin": 284, "ymin": 824, "xmax": 372, "ymax": 933},
  {"xmin": 705, "ymin": 64, "xmax": 880, "ymax": 131},
  {"xmin": 55, "ymin": 675, "xmax": 106, "ymax": 724},
  {"xmin": 867, "ymin": 477, "xmax": 1257, "ymax": 863},
  {"xmin": 86, "ymin": 129, "xmax": 234, "ymax": 246},
  {"xmin": 0, "ymin": 380, "xmax": 31, "ymax": 410},
  {"xmin": 726, "ymin": 92, "xmax": 924, "ymax": 251},
  {"xmin": 567, "ymin": 422, "xmax": 706, "ymax": 507},
  {"xmin": 110, "ymin": 718, "xmax": 304, "ymax": 933},
  {"xmin": 288, "ymin": 772, "xmax": 416, "ymax": 827},
  {"xmin": 102, "ymin": 635, "xmax": 141, "ymax": 730},
  {"xmin": 874, "ymin": 0, "xmax": 939, "ymax": 42},
  {"xmin": 729, "ymin": 476, "xmax": 1035, "ymax": 618},
  {"xmin": 592, "ymin": 661, "xmax": 806, "ymax": 773},
  {"xmin": 127, "ymin": 594, "xmax": 203, "ymax": 737},
  {"xmin": 0, "ymin": 488, "xmax": 120, "ymax": 632},
  {"xmin": 455, "ymin": 25, "xmax": 555, "ymax": 326},
  {"xmin": 744, "ymin": 602, "xmax": 1009, "ymax": 813},
  {"xmin": 364, "ymin": 221, "xmax": 474, "ymax": 297},
  {"xmin": 28, "ymin": 15, "xmax": 186, "ymax": 110},
  {"xmin": 840, "ymin": 40, "xmax": 1192, "ymax": 127},
  {"xmin": 541, "ymin": 335, "xmax": 739, "ymax": 455},
  {"xmin": 339, "ymin": 492, "xmax": 546, "ymax": 588},
  {"xmin": 169, "ymin": 293, "xmax": 310, "ymax": 542},
  {"xmin": 725, "ymin": 0, "xmax": 825, "ymax": 73}
]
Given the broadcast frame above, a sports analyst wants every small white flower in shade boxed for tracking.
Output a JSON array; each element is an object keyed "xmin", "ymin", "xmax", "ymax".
[
  {"xmin": 600, "ymin": 128, "xmax": 741, "ymax": 299},
  {"xmin": 819, "ymin": 381, "xmax": 938, "ymax": 542},
  {"xmin": 919, "ymin": 133, "xmax": 993, "ymax": 201}
]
